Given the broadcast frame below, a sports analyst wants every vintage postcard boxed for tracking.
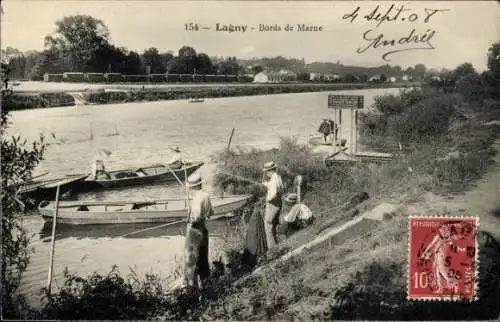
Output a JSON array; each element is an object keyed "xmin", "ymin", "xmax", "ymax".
[{"xmin": 1, "ymin": 1, "xmax": 499, "ymax": 320}]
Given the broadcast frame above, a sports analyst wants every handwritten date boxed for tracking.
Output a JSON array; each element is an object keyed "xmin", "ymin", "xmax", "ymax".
[{"xmin": 342, "ymin": 4, "xmax": 449, "ymax": 27}]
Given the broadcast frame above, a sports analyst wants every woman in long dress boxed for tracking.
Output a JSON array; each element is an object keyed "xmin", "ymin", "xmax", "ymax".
[{"xmin": 242, "ymin": 200, "xmax": 268, "ymax": 269}]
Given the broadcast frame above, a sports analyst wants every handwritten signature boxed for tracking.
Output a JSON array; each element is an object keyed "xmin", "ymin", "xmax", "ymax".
[{"xmin": 342, "ymin": 4, "xmax": 449, "ymax": 61}]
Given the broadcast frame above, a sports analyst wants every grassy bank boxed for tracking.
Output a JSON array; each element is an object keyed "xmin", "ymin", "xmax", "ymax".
[
  {"xmin": 4, "ymin": 82, "xmax": 419, "ymax": 110},
  {"xmin": 23, "ymin": 83, "xmax": 500, "ymax": 320}
]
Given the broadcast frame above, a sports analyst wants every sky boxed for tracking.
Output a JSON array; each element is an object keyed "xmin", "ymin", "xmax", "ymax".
[{"xmin": 1, "ymin": 1, "xmax": 499, "ymax": 70}]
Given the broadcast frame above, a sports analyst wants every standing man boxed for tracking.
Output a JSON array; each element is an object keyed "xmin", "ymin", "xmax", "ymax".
[
  {"xmin": 318, "ymin": 118, "xmax": 331, "ymax": 143},
  {"xmin": 262, "ymin": 161, "xmax": 284, "ymax": 248},
  {"xmin": 184, "ymin": 172, "xmax": 213, "ymax": 292},
  {"xmin": 167, "ymin": 146, "xmax": 183, "ymax": 169}
]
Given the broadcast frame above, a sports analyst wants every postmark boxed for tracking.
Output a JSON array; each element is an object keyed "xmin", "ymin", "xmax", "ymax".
[{"xmin": 408, "ymin": 216, "xmax": 479, "ymax": 301}]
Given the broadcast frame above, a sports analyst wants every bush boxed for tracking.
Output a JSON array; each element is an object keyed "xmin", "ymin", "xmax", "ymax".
[
  {"xmin": 212, "ymin": 137, "xmax": 333, "ymax": 198},
  {"xmin": 1, "ymin": 98, "xmax": 46, "ymax": 318}
]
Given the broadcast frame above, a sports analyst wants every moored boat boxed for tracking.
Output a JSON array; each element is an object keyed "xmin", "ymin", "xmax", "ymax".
[
  {"xmin": 189, "ymin": 98, "xmax": 204, "ymax": 103},
  {"xmin": 14, "ymin": 174, "xmax": 89, "ymax": 209},
  {"xmin": 38, "ymin": 194, "xmax": 252, "ymax": 225},
  {"xmin": 80, "ymin": 161, "xmax": 204, "ymax": 192}
]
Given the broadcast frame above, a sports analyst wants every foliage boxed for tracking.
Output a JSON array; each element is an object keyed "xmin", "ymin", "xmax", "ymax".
[
  {"xmin": 212, "ymin": 137, "xmax": 333, "ymax": 198},
  {"xmin": 330, "ymin": 234, "xmax": 500, "ymax": 320},
  {"xmin": 1, "ymin": 91, "xmax": 46, "ymax": 318}
]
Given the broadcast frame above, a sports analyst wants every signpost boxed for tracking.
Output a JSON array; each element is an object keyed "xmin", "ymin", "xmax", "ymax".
[{"xmin": 328, "ymin": 95, "xmax": 364, "ymax": 154}]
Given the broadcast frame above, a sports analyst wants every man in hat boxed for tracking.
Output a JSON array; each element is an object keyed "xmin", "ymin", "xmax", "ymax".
[
  {"xmin": 184, "ymin": 172, "xmax": 213, "ymax": 292},
  {"xmin": 262, "ymin": 161, "xmax": 284, "ymax": 248},
  {"xmin": 167, "ymin": 146, "xmax": 183, "ymax": 169}
]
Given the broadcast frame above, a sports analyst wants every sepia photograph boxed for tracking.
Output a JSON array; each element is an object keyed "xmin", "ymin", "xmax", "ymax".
[{"xmin": 1, "ymin": 0, "xmax": 499, "ymax": 320}]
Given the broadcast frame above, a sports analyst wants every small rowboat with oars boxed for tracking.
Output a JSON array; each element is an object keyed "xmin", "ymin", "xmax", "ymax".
[
  {"xmin": 38, "ymin": 194, "xmax": 252, "ymax": 225},
  {"xmin": 80, "ymin": 161, "xmax": 204, "ymax": 192}
]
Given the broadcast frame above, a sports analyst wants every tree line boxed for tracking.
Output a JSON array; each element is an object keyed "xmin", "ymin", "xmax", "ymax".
[
  {"xmin": 1, "ymin": 14, "xmax": 497, "ymax": 85},
  {"xmin": 2, "ymin": 15, "xmax": 242, "ymax": 80}
]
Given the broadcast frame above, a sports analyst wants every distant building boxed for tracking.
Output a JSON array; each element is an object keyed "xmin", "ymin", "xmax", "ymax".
[
  {"xmin": 253, "ymin": 72, "xmax": 269, "ymax": 83},
  {"xmin": 324, "ymin": 74, "xmax": 341, "ymax": 81},
  {"xmin": 310, "ymin": 73, "xmax": 322, "ymax": 81},
  {"xmin": 389, "ymin": 77, "xmax": 397, "ymax": 83}
]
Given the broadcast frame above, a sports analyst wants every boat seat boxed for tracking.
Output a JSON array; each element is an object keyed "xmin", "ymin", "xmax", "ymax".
[{"xmin": 77, "ymin": 205, "xmax": 89, "ymax": 211}]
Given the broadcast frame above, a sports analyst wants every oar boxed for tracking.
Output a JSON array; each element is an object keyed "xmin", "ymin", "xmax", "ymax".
[{"xmin": 164, "ymin": 163, "xmax": 185, "ymax": 187}]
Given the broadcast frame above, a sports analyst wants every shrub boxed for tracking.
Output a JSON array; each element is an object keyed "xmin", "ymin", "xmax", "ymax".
[{"xmin": 1, "ymin": 97, "xmax": 46, "ymax": 318}]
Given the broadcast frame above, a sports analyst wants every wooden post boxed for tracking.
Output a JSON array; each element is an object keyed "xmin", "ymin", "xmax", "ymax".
[
  {"xmin": 350, "ymin": 109, "xmax": 355, "ymax": 155},
  {"xmin": 227, "ymin": 128, "xmax": 236, "ymax": 152},
  {"xmin": 338, "ymin": 109, "xmax": 343, "ymax": 151},
  {"xmin": 354, "ymin": 110, "xmax": 359, "ymax": 154},
  {"xmin": 47, "ymin": 184, "xmax": 61, "ymax": 295},
  {"xmin": 183, "ymin": 155, "xmax": 191, "ymax": 223},
  {"xmin": 332, "ymin": 108, "xmax": 338, "ymax": 152}
]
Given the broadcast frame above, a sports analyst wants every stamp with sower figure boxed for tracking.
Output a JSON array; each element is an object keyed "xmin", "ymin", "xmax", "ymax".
[{"xmin": 408, "ymin": 216, "xmax": 479, "ymax": 301}]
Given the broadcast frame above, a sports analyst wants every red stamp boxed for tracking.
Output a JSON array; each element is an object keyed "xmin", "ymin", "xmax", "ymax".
[{"xmin": 408, "ymin": 216, "xmax": 479, "ymax": 301}]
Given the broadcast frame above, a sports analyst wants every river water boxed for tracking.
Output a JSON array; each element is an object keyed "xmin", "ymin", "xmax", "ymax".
[{"xmin": 8, "ymin": 87, "xmax": 401, "ymax": 303}]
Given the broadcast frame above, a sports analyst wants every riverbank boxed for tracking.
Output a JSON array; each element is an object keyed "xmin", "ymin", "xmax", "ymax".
[
  {"xmin": 3, "ymin": 82, "xmax": 420, "ymax": 111},
  {"xmin": 30, "ymin": 85, "xmax": 500, "ymax": 320}
]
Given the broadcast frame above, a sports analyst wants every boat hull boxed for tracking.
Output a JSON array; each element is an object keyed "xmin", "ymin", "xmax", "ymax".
[
  {"xmin": 39, "ymin": 195, "xmax": 251, "ymax": 225},
  {"xmin": 17, "ymin": 175, "xmax": 88, "ymax": 209},
  {"xmin": 80, "ymin": 161, "xmax": 204, "ymax": 191}
]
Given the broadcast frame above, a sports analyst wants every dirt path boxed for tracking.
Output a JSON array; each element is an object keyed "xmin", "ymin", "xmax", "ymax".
[{"xmin": 415, "ymin": 133, "xmax": 500, "ymax": 239}]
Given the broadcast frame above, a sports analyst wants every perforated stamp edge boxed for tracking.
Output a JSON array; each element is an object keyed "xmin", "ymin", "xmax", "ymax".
[{"xmin": 407, "ymin": 215, "xmax": 479, "ymax": 302}]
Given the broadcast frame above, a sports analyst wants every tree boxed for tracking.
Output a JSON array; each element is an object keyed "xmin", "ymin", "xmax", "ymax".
[
  {"xmin": 453, "ymin": 62, "xmax": 476, "ymax": 79},
  {"xmin": 413, "ymin": 64, "xmax": 426, "ymax": 79},
  {"xmin": 1, "ymin": 91, "xmax": 46, "ymax": 318},
  {"xmin": 1, "ymin": 63, "xmax": 11, "ymax": 89},
  {"xmin": 195, "ymin": 53, "xmax": 214, "ymax": 74},
  {"xmin": 160, "ymin": 52, "xmax": 174, "ymax": 73},
  {"xmin": 178, "ymin": 46, "xmax": 197, "ymax": 74},
  {"xmin": 142, "ymin": 47, "xmax": 163, "ymax": 74},
  {"xmin": 120, "ymin": 51, "xmax": 143, "ymax": 75},
  {"xmin": 484, "ymin": 42, "xmax": 500, "ymax": 99},
  {"xmin": 44, "ymin": 15, "xmax": 111, "ymax": 72},
  {"xmin": 216, "ymin": 57, "xmax": 240, "ymax": 75},
  {"xmin": 166, "ymin": 57, "xmax": 187, "ymax": 74}
]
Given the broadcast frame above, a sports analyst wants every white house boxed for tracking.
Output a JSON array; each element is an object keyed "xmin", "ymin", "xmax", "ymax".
[{"xmin": 253, "ymin": 72, "xmax": 269, "ymax": 83}]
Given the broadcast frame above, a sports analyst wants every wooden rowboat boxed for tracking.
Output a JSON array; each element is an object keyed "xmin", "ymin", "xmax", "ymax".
[
  {"xmin": 14, "ymin": 174, "xmax": 89, "ymax": 209},
  {"xmin": 189, "ymin": 98, "xmax": 205, "ymax": 103},
  {"xmin": 38, "ymin": 194, "xmax": 252, "ymax": 225},
  {"xmin": 80, "ymin": 161, "xmax": 204, "ymax": 192}
]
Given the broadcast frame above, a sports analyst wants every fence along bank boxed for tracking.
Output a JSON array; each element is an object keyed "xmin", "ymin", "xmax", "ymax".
[{"xmin": 43, "ymin": 72, "xmax": 255, "ymax": 83}]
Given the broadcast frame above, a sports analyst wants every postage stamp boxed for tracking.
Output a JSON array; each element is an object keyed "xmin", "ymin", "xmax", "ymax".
[{"xmin": 408, "ymin": 216, "xmax": 479, "ymax": 301}]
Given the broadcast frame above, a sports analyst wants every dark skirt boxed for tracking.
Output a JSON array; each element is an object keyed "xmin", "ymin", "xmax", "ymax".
[
  {"xmin": 184, "ymin": 222, "xmax": 210, "ymax": 285},
  {"xmin": 318, "ymin": 122, "xmax": 331, "ymax": 136},
  {"xmin": 243, "ymin": 205, "xmax": 268, "ymax": 268}
]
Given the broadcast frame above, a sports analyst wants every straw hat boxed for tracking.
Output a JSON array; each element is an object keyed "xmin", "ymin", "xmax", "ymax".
[
  {"xmin": 263, "ymin": 161, "xmax": 277, "ymax": 172},
  {"xmin": 187, "ymin": 172, "xmax": 202, "ymax": 187},
  {"xmin": 171, "ymin": 146, "xmax": 181, "ymax": 153}
]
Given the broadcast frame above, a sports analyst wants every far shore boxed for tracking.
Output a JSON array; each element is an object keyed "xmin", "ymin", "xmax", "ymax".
[{"xmin": 5, "ymin": 81, "xmax": 421, "ymax": 111}]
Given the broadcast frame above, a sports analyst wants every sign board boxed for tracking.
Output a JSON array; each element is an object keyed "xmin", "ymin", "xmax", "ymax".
[{"xmin": 328, "ymin": 95, "xmax": 364, "ymax": 109}]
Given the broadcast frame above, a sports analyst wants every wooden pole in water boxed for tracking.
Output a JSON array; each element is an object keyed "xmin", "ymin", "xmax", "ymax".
[
  {"xmin": 183, "ymin": 154, "xmax": 191, "ymax": 223},
  {"xmin": 227, "ymin": 127, "xmax": 236, "ymax": 152},
  {"xmin": 47, "ymin": 184, "xmax": 61, "ymax": 295}
]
